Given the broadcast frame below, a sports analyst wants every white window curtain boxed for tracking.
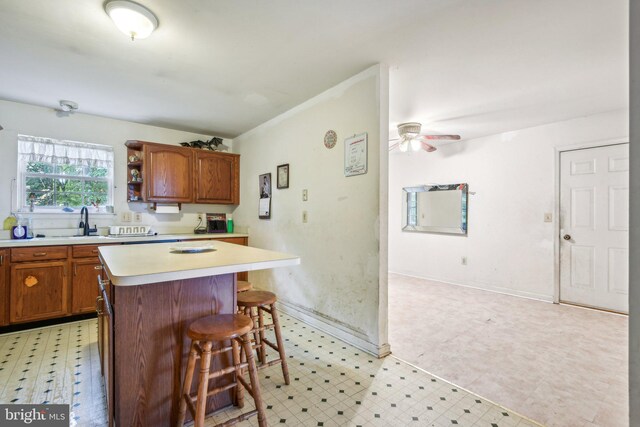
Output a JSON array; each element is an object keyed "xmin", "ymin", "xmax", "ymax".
[{"xmin": 18, "ymin": 135, "xmax": 114, "ymax": 168}]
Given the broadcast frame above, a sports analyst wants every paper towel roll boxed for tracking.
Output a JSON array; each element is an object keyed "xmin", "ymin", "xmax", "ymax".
[{"xmin": 154, "ymin": 205, "xmax": 180, "ymax": 214}]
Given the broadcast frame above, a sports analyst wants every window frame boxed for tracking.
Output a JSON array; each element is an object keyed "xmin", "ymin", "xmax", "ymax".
[{"xmin": 17, "ymin": 137, "xmax": 115, "ymax": 214}]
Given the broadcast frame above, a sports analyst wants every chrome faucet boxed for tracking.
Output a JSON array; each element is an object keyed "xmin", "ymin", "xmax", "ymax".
[{"xmin": 79, "ymin": 206, "xmax": 97, "ymax": 236}]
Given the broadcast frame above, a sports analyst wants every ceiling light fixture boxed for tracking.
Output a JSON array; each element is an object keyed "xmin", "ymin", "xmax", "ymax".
[{"xmin": 105, "ymin": 0, "xmax": 158, "ymax": 41}]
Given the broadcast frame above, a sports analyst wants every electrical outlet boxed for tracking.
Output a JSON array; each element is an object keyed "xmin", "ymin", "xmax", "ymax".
[
  {"xmin": 461, "ymin": 256, "xmax": 467, "ymax": 266},
  {"xmin": 544, "ymin": 213, "xmax": 553, "ymax": 223},
  {"xmin": 133, "ymin": 212, "xmax": 142, "ymax": 223},
  {"xmin": 121, "ymin": 211, "xmax": 132, "ymax": 223},
  {"xmin": 302, "ymin": 211, "xmax": 308, "ymax": 223},
  {"xmin": 302, "ymin": 189, "xmax": 308, "ymax": 201}
]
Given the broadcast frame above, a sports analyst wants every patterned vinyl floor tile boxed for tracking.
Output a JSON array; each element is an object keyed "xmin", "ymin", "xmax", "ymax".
[{"xmin": 0, "ymin": 317, "xmax": 540, "ymax": 427}]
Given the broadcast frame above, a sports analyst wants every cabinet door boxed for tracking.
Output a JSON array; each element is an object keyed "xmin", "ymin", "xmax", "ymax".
[
  {"xmin": 0, "ymin": 250, "xmax": 8, "ymax": 326},
  {"xmin": 71, "ymin": 259, "xmax": 102, "ymax": 314},
  {"xmin": 10, "ymin": 261, "xmax": 68, "ymax": 323},
  {"xmin": 195, "ymin": 151, "xmax": 240, "ymax": 204},
  {"xmin": 146, "ymin": 144, "xmax": 193, "ymax": 202}
]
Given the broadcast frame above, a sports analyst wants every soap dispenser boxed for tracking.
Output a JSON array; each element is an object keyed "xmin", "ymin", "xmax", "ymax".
[{"xmin": 11, "ymin": 215, "xmax": 27, "ymax": 239}]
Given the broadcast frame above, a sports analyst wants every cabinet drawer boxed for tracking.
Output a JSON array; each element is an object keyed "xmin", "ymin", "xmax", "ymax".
[
  {"xmin": 73, "ymin": 245, "xmax": 102, "ymax": 258},
  {"xmin": 11, "ymin": 246, "xmax": 68, "ymax": 262}
]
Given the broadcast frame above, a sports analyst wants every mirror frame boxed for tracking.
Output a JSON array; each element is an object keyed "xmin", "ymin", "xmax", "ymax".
[{"xmin": 402, "ymin": 183, "xmax": 468, "ymax": 234}]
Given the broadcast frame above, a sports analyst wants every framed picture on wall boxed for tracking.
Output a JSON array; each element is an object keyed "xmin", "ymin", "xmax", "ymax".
[
  {"xmin": 259, "ymin": 173, "xmax": 271, "ymax": 219},
  {"xmin": 277, "ymin": 164, "xmax": 289, "ymax": 189}
]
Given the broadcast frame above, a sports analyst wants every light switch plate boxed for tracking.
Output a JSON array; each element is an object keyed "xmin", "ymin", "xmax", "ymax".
[
  {"xmin": 544, "ymin": 213, "xmax": 553, "ymax": 222},
  {"xmin": 302, "ymin": 189, "xmax": 308, "ymax": 201},
  {"xmin": 133, "ymin": 212, "xmax": 142, "ymax": 223},
  {"xmin": 121, "ymin": 211, "xmax": 132, "ymax": 222},
  {"xmin": 302, "ymin": 211, "xmax": 308, "ymax": 223}
]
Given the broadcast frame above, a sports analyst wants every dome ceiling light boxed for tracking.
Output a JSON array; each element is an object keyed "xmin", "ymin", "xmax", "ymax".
[{"xmin": 105, "ymin": 0, "xmax": 158, "ymax": 41}]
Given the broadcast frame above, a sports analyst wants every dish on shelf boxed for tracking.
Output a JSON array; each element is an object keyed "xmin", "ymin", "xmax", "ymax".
[{"xmin": 169, "ymin": 243, "xmax": 216, "ymax": 253}]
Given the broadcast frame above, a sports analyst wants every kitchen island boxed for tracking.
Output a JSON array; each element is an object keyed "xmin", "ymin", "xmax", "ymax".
[{"xmin": 98, "ymin": 241, "xmax": 300, "ymax": 427}]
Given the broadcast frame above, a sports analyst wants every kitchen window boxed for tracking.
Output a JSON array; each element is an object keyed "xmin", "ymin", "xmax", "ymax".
[{"xmin": 17, "ymin": 135, "xmax": 114, "ymax": 212}]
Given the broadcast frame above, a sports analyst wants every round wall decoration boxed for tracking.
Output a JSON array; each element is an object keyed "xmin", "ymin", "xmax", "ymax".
[{"xmin": 324, "ymin": 130, "xmax": 337, "ymax": 149}]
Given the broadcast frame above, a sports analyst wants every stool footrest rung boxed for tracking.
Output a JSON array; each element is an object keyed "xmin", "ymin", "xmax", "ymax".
[
  {"xmin": 259, "ymin": 306, "xmax": 273, "ymax": 315},
  {"xmin": 262, "ymin": 337, "xmax": 279, "ymax": 352},
  {"xmin": 236, "ymin": 375, "xmax": 255, "ymax": 398},
  {"xmin": 261, "ymin": 357, "xmax": 284, "ymax": 369},
  {"xmin": 183, "ymin": 393, "xmax": 197, "ymax": 417},
  {"xmin": 249, "ymin": 323, "xmax": 275, "ymax": 333},
  {"xmin": 206, "ymin": 381, "xmax": 238, "ymax": 398},
  {"xmin": 215, "ymin": 409, "xmax": 258, "ymax": 427},
  {"xmin": 195, "ymin": 343, "xmax": 234, "ymax": 358},
  {"xmin": 207, "ymin": 363, "xmax": 247, "ymax": 380}
]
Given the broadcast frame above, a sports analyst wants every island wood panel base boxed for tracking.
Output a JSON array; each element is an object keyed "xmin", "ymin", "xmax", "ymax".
[{"xmin": 110, "ymin": 273, "xmax": 237, "ymax": 427}]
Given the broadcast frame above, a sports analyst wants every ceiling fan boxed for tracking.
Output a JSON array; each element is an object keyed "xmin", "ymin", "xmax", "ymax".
[{"xmin": 389, "ymin": 122, "xmax": 461, "ymax": 152}]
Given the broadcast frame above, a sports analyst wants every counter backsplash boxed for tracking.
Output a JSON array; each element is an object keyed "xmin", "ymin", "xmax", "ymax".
[{"xmin": 1, "ymin": 207, "xmax": 243, "ymax": 240}]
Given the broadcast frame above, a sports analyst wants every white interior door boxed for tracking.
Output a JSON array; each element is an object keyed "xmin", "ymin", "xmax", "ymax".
[{"xmin": 559, "ymin": 143, "xmax": 629, "ymax": 313}]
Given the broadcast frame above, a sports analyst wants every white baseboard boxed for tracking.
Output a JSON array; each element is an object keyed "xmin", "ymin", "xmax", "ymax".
[
  {"xmin": 276, "ymin": 300, "xmax": 391, "ymax": 359},
  {"xmin": 388, "ymin": 270, "xmax": 554, "ymax": 303}
]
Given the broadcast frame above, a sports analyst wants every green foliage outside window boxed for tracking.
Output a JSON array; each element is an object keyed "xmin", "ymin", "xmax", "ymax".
[{"xmin": 24, "ymin": 162, "xmax": 110, "ymax": 208}]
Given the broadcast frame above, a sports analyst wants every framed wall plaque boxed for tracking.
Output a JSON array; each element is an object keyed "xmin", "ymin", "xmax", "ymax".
[
  {"xmin": 277, "ymin": 164, "xmax": 289, "ymax": 189},
  {"xmin": 344, "ymin": 132, "xmax": 368, "ymax": 177}
]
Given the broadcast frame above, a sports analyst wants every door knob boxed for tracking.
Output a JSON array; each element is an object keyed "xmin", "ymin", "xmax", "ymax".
[{"xmin": 563, "ymin": 234, "xmax": 571, "ymax": 241}]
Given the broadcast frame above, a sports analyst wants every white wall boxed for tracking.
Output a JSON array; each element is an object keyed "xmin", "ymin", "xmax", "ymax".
[
  {"xmin": 232, "ymin": 65, "xmax": 390, "ymax": 357},
  {"xmin": 0, "ymin": 100, "xmax": 233, "ymax": 237},
  {"xmin": 629, "ymin": 0, "xmax": 639, "ymax": 423},
  {"xmin": 389, "ymin": 109, "xmax": 628, "ymax": 301}
]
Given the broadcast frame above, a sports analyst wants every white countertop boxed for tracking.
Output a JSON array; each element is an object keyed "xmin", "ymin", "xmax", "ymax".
[
  {"xmin": 99, "ymin": 241, "xmax": 300, "ymax": 286},
  {"xmin": 0, "ymin": 233, "xmax": 249, "ymax": 248}
]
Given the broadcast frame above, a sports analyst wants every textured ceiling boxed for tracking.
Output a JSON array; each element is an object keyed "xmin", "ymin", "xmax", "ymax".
[{"xmin": 0, "ymin": 0, "xmax": 628, "ymax": 140}]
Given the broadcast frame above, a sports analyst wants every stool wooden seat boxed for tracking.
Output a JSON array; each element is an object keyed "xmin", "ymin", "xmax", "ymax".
[
  {"xmin": 176, "ymin": 314, "xmax": 266, "ymax": 427},
  {"xmin": 237, "ymin": 291, "xmax": 289, "ymax": 385},
  {"xmin": 237, "ymin": 280, "xmax": 253, "ymax": 293}
]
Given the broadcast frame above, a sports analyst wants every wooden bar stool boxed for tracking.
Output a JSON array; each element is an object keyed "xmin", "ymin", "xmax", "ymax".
[
  {"xmin": 237, "ymin": 280, "xmax": 253, "ymax": 293},
  {"xmin": 176, "ymin": 314, "xmax": 266, "ymax": 427},
  {"xmin": 236, "ymin": 291, "xmax": 290, "ymax": 385}
]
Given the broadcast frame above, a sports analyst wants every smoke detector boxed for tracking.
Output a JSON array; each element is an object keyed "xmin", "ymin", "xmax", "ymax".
[{"xmin": 59, "ymin": 100, "xmax": 78, "ymax": 112}]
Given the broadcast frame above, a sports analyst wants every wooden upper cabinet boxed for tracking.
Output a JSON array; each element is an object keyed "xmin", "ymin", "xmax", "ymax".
[
  {"xmin": 126, "ymin": 140, "xmax": 240, "ymax": 205},
  {"xmin": 145, "ymin": 144, "xmax": 194, "ymax": 203},
  {"xmin": 195, "ymin": 151, "xmax": 240, "ymax": 204}
]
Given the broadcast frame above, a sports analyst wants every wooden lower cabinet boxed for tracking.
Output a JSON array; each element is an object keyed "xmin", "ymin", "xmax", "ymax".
[
  {"xmin": 71, "ymin": 258, "xmax": 103, "ymax": 314},
  {"xmin": 3, "ymin": 238, "xmax": 248, "ymax": 328},
  {"xmin": 10, "ymin": 261, "xmax": 68, "ymax": 323},
  {"xmin": 0, "ymin": 250, "xmax": 8, "ymax": 326}
]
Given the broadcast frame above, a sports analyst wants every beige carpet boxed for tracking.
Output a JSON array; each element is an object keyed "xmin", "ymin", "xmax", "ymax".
[{"xmin": 388, "ymin": 273, "xmax": 628, "ymax": 427}]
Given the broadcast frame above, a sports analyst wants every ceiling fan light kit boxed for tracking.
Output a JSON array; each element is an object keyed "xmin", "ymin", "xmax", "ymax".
[
  {"xmin": 389, "ymin": 122, "xmax": 461, "ymax": 153},
  {"xmin": 105, "ymin": 0, "xmax": 158, "ymax": 41}
]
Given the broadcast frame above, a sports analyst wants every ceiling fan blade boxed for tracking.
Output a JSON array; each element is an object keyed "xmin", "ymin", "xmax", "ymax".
[
  {"xmin": 389, "ymin": 137, "xmax": 400, "ymax": 142},
  {"xmin": 421, "ymin": 141, "xmax": 437, "ymax": 152},
  {"xmin": 388, "ymin": 142, "xmax": 399, "ymax": 152},
  {"xmin": 418, "ymin": 134, "xmax": 461, "ymax": 141}
]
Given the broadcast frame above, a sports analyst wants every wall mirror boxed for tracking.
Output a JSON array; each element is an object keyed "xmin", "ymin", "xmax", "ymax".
[{"xmin": 402, "ymin": 183, "xmax": 468, "ymax": 234}]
